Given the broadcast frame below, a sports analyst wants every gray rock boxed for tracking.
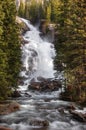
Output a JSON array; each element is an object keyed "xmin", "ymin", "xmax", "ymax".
[
  {"xmin": 29, "ymin": 79, "xmax": 61, "ymax": 91},
  {"xmin": 29, "ymin": 119, "xmax": 49, "ymax": 127},
  {"xmin": 70, "ymin": 110, "xmax": 86, "ymax": 122}
]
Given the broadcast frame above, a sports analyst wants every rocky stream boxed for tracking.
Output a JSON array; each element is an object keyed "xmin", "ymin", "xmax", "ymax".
[{"xmin": 0, "ymin": 18, "xmax": 86, "ymax": 130}]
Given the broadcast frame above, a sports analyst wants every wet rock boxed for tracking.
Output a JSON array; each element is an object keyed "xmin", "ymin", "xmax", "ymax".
[
  {"xmin": 0, "ymin": 101, "xmax": 20, "ymax": 115},
  {"xmin": 21, "ymin": 25, "xmax": 30, "ymax": 34},
  {"xmin": 21, "ymin": 23, "xmax": 30, "ymax": 35},
  {"xmin": 29, "ymin": 79, "xmax": 61, "ymax": 91},
  {"xmin": 21, "ymin": 67, "xmax": 26, "ymax": 71},
  {"xmin": 58, "ymin": 107, "xmax": 65, "ymax": 114},
  {"xmin": 8, "ymin": 101, "xmax": 20, "ymax": 112},
  {"xmin": 37, "ymin": 77, "xmax": 46, "ymax": 82},
  {"xmin": 39, "ymin": 19, "xmax": 48, "ymax": 35},
  {"xmin": 29, "ymin": 82, "xmax": 40, "ymax": 90},
  {"xmin": 60, "ymin": 92, "xmax": 73, "ymax": 101},
  {"xmin": 31, "ymin": 50, "xmax": 38, "ymax": 57},
  {"xmin": 29, "ymin": 119, "xmax": 49, "ymax": 127},
  {"xmin": 66, "ymin": 104, "xmax": 76, "ymax": 110},
  {"xmin": 39, "ymin": 32, "xmax": 44, "ymax": 38},
  {"xmin": 24, "ymin": 92, "xmax": 32, "ymax": 97},
  {"xmin": 44, "ymin": 99, "xmax": 51, "ymax": 102},
  {"xmin": 11, "ymin": 90, "xmax": 21, "ymax": 98},
  {"xmin": 20, "ymin": 76, "xmax": 28, "ymax": 81},
  {"xmin": 18, "ymin": 79, "xmax": 24, "ymax": 86},
  {"xmin": 20, "ymin": 36, "xmax": 29, "ymax": 45},
  {"xmin": 30, "ymin": 78, "xmax": 35, "ymax": 83},
  {"xmin": 0, "ymin": 126, "xmax": 12, "ymax": 130},
  {"xmin": 22, "ymin": 39, "xmax": 29, "ymax": 45},
  {"xmin": 70, "ymin": 110, "xmax": 86, "ymax": 122}
]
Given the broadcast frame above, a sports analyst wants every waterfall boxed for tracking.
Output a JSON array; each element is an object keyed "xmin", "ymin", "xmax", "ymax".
[{"xmin": 19, "ymin": 18, "xmax": 56, "ymax": 90}]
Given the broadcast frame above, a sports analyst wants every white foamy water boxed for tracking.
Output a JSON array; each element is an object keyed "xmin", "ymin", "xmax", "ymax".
[{"xmin": 19, "ymin": 18, "xmax": 56, "ymax": 89}]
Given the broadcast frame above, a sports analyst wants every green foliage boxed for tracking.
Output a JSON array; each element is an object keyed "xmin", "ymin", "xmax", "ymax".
[
  {"xmin": 0, "ymin": 0, "xmax": 21, "ymax": 100},
  {"xmin": 18, "ymin": 1, "xmax": 25, "ymax": 17},
  {"xmin": 27, "ymin": 0, "xmax": 40, "ymax": 22},
  {"xmin": 55, "ymin": 0, "xmax": 86, "ymax": 102},
  {"xmin": 18, "ymin": 0, "xmax": 45, "ymax": 23},
  {"xmin": 50, "ymin": 0, "xmax": 60, "ymax": 22},
  {"xmin": 17, "ymin": 0, "xmax": 59, "ymax": 23}
]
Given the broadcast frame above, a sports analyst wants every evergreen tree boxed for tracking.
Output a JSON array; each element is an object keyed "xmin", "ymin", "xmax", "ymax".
[
  {"xmin": 0, "ymin": 0, "xmax": 21, "ymax": 99},
  {"xmin": 24, "ymin": 1, "xmax": 30, "ymax": 19},
  {"xmin": 55, "ymin": 0, "xmax": 86, "ymax": 102},
  {"xmin": 45, "ymin": 2, "xmax": 51, "ymax": 22},
  {"xmin": 50, "ymin": 0, "xmax": 60, "ymax": 22},
  {"xmin": 0, "ymin": 1, "xmax": 9, "ymax": 99},
  {"xmin": 18, "ymin": 1, "xmax": 25, "ymax": 17},
  {"xmin": 28, "ymin": 0, "xmax": 40, "ymax": 23}
]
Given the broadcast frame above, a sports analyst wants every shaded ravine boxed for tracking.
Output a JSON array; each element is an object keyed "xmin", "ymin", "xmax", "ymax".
[{"xmin": 0, "ymin": 19, "xmax": 86, "ymax": 130}]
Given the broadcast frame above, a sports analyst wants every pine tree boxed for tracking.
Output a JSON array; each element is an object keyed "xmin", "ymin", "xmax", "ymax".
[
  {"xmin": 0, "ymin": 1, "xmax": 9, "ymax": 99},
  {"xmin": 50, "ymin": 0, "xmax": 60, "ymax": 22},
  {"xmin": 18, "ymin": 1, "xmax": 25, "ymax": 17},
  {"xmin": 0, "ymin": 0, "xmax": 21, "ymax": 99},
  {"xmin": 55, "ymin": 0, "xmax": 86, "ymax": 102}
]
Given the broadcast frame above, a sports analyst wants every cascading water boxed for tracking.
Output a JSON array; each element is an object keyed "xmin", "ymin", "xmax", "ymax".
[
  {"xmin": 19, "ymin": 18, "xmax": 56, "ymax": 90},
  {"xmin": 0, "ymin": 18, "xmax": 86, "ymax": 130}
]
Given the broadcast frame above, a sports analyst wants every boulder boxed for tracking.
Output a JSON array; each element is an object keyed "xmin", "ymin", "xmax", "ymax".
[
  {"xmin": 24, "ymin": 92, "xmax": 32, "ymax": 97},
  {"xmin": 29, "ymin": 119, "xmax": 49, "ymax": 127},
  {"xmin": 22, "ymin": 39, "xmax": 29, "ymax": 45},
  {"xmin": 0, "ymin": 126, "xmax": 12, "ymax": 130},
  {"xmin": 37, "ymin": 77, "xmax": 47, "ymax": 82},
  {"xmin": 11, "ymin": 90, "xmax": 21, "ymax": 98},
  {"xmin": 8, "ymin": 101, "xmax": 20, "ymax": 113},
  {"xmin": 29, "ymin": 82, "xmax": 40, "ymax": 90},
  {"xmin": 18, "ymin": 79, "xmax": 24, "ymax": 86},
  {"xmin": 58, "ymin": 107, "xmax": 64, "ymax": 114},
  {"xmin": 0, "ymin": 101, "xmax": 20, "ymax": 115},
  {"xmin": 29, "ymin": 79, "xmax": 61, "ymax": 91},
  {"xmin": 66, "ymin": 104, "xmax": 76, "ymax": 110},
  {"xmin": 70, "ymin": 110, "xmax": 86, "ymax": 122}
]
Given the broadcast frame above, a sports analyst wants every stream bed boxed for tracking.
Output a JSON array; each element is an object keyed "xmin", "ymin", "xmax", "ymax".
[{"xmin": 0, "ymin": 90, "xmax": 86, "ymax": 130}]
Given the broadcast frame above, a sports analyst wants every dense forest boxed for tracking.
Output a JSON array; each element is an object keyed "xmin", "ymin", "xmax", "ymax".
[
  {"xmin": 0, "ymin": 0, "xmax": 86, "ymax": 104},
  {"xmin": 0, "ymin": 0, "xmax": 21, "ymax": 99}
]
